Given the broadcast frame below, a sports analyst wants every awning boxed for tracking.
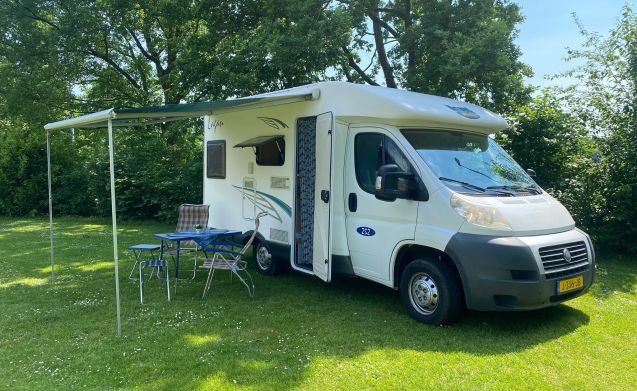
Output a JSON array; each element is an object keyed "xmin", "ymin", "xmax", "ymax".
[
  {"xmin": 44, "ymin": 87, "xmax": 318, "ymax": 336},
  {"xmin": 234, "ymin": 135, "xmax": 284, "ymax": 148},
  {"xmin": 44, "ymin": 89, "xmax": 319, "ymax": 131}
]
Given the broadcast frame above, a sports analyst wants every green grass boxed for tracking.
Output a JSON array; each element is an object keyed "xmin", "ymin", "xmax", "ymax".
[{"xmin": 0, "ymin": 216, "xmax": 636, "ymax": 390}]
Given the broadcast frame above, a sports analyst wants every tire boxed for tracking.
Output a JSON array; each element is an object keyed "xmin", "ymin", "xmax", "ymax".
[
  {"xmin": 399, "ymin": 258, "xmax": 463, "ymax": 325},
  {"xmin": 254, "ymin": 241, "xmax": 279, "ymax": 276}
]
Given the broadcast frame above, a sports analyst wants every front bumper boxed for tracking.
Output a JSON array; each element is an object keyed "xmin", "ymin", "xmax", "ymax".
[{"xmin": 444, "ymin": 229, "xmax": 595, "ymax": 311}]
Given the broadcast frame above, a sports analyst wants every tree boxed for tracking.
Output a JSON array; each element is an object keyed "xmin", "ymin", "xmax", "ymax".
[
  {"xmin": 554, "ymin": 5, "xmax": 637, "ymax": 252},
  {"xmin": 0, "ymin": 0, "xmax": 352, "ymax": 221},
  {"xmin": 339, "ymin": 0, "xmax": 532, "ymax": 112}
]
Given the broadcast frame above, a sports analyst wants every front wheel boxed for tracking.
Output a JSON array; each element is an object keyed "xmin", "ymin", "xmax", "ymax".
[
  {"xmin": 254, "ymin": 242, "xmax": 279, "ymax": 276},
  {"xmin": 400, "ymin": 258, "xmax": 463, "ymax": 325}
]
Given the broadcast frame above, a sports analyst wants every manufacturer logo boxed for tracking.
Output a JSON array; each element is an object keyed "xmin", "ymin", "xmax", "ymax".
[
  {"xmin": 356, "ymin": 227, "xmax": 375, "ymax": 237},
  {"xmin": 563, "ymin": 249, "xmax": 573, "ymax": 263},
  {"xmin": 206, "ymin": 119, "xmax": 224, "ymax": 133},
  {"xmin": 445, "ymin": 105, "xmax": 480, "ymax": 119}
]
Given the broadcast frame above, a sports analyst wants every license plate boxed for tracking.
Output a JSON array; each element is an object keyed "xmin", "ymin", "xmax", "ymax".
[{"xmin": 557, "ymin": 275, "xmax": 584, "ymax": 294}]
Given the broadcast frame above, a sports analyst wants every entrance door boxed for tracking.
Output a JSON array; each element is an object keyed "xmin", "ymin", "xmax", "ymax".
[
  {"xmin": 294, "ymin": 113, "xmax": 333, "ymax": 281},
  {"xmin": 344, "ymin": 127, "xmax": 419, "ymax": 282}
]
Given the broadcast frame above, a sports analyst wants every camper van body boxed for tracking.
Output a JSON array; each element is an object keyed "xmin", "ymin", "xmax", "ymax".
[{"xmin": 202, "ymin": 82, "xmax": 595, "ymax": 323}]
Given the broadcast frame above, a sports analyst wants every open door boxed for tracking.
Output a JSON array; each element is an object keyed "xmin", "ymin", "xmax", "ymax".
[
  {"xmin": 293, "ymin": 113, "xmax": 333, "ymax": 282},
  {"xmin": 312, "ymin": 112, "xmax": 333, "ymax": 281}
]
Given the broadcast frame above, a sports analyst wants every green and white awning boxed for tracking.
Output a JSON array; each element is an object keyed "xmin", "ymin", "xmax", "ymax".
[{"xmin": 45, "ymin": 90, "xmax": 318, "ymax": 130}]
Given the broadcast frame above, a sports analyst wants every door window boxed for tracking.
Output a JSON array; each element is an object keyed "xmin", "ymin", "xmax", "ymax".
[{"xmin": 355, "ymin": 133, "xmax": 412, "ymax": 193}]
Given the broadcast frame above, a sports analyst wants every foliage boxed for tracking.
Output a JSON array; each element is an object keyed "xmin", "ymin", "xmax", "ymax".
[
  {"xmin": 497, "ymin": 6, "xmax": 637, "ymax": 253},
  {"xmin": 0, "ymin": 0, "xmax": 350, "ymax": 221},
  {"xmin": 339, "ymin": 0, "xmax": 533, "ymax": 112},
  {"xmin": 557, "ymin": 5, "xmax": 637, "ymax": 252}
]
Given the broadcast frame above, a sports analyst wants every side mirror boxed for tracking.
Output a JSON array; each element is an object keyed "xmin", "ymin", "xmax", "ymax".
[
  {"xmin": 526, "ymin": 168, "xmax": 537, "ymax": 179},
  {"xmin": 375, "ymin": 164, "xmax": 416, "ymax": 201}
]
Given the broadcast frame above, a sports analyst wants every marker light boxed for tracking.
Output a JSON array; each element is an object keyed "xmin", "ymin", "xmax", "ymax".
[{"xmin": 450, "ymin": 193, "xmax": 513, "ymax": 230}]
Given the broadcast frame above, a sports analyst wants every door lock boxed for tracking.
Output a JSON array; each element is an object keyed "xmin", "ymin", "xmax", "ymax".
[{"xmin": 320, "ymin": 190, "xmax": 330, "ymax": 203}]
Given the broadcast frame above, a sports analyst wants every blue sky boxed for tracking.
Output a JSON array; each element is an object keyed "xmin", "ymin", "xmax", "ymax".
[{"xmin": 515, "ymin": 0, "xmax": 635, "ymax": 88}]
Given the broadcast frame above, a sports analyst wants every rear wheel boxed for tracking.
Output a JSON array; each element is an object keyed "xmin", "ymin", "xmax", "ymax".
[
  {"xmin": 400, "ymin": 258, "xmax": 463, "ymax": 325},
  {"xmin": 254, "ymin": 242, "xmax": 279, "ymax": 275}
]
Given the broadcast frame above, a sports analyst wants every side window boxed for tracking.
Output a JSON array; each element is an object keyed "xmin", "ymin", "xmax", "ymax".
[
  {"xmin": 206, "ymin": 140, "xmax": 226, "ymax": 178},
  {"xmin": 355, "ymin": 133, "xmax": 383, "ymax": 193},
  {"xmin": 355, "ymin": 133, "xmax": 412, "ymax": 193}
]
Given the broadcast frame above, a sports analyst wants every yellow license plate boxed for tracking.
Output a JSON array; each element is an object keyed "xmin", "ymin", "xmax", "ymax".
[{"xmin": 558, "ymin": 275, "xmax": 584, "ymax": 294}]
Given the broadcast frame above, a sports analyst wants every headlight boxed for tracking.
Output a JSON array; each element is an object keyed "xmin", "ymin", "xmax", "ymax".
[{"xmin": 451, "ymin": 193, "xmax": 512, "ymax": 230}]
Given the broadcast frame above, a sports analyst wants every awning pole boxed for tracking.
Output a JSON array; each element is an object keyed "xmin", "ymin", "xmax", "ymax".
[
  {"xmin": 46, "ymin": 130, "xmax": 55, "ymax": 286},
  {"xmin": 107, "ymin": 119, "xmax": 122, "ymax": 336}
]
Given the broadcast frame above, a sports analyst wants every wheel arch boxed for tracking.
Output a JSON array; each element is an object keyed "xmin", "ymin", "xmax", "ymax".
[{"xmin": 392, "ymin": 244, "xmax": 467, "ymax": 304}]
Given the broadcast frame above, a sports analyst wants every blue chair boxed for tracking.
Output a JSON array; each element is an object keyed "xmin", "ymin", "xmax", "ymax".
[{"xmin": 199, "ymin": 212, "xmax": 267, "ymax": 299}]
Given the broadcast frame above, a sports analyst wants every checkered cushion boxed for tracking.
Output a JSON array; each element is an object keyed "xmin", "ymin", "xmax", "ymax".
[{"xmin": 176, "ymin": 204, "xmax": 210, "ymax": 248}]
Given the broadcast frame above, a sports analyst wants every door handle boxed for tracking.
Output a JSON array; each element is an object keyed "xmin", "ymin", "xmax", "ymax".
[{"xmin": 348, "ymin": 193, "xmax": 357, "ymax": 212}]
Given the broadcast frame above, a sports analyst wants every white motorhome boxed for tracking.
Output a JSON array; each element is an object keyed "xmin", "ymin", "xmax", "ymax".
[{"xmin": 202, "ymin": 81, "xmax": 595, "ymax": 324}]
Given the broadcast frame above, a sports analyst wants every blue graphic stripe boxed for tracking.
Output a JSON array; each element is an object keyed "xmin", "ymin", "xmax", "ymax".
[
  {"xmin": 232, "ymin": 185, "xmax": 292, "ymax": 217},
  {"xmin": 256, "ymin": 190, "xmax": 292, "ymax": 216}
]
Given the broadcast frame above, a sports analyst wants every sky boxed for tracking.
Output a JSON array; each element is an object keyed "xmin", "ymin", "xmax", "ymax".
[{"xmin": 515, "ymin": 0, "xmax": 635, "ymax": 89}]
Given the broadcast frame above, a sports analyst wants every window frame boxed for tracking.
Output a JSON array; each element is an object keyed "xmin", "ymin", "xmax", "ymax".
[
  {"xmin": 206, "ymin": 140, "xmax": 226, "ymax": 179},
  {"xmin": 354, "ymin": 132, "xmax": 414, "ymax": 195},
  {"xmin": 255, "ymin": 137, "xmax": 285, "ymax": 166}
]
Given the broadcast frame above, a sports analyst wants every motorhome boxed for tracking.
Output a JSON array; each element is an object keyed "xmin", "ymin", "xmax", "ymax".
[{"xmin": 202, "ymin": 82, "xmax": 595, "ymax": 324}]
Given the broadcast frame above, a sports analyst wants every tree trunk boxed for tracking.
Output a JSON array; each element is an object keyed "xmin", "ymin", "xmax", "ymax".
[
  {"xmin": 371, "ymin": 12, "xmax": 397, "ymax": 88},
  {"xmin": 403, "ymin": 0, "xmax": 415, "ymax": 85}
]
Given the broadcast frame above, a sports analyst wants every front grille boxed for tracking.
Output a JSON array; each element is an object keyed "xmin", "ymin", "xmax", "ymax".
[{"xmin": 539, "ymin": 241, "xmax": 589, "ymax": 279}]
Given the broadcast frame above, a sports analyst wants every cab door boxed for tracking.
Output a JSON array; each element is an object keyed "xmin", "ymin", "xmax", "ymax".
[{"xmin": 344, "ymin": 127, "xmax": 419, "ymax": 282}]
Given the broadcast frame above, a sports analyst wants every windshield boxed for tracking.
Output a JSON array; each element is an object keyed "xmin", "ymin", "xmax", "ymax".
[{"xmin": 401, "ymin": 129, "xmax": 540, "ymax": 196}]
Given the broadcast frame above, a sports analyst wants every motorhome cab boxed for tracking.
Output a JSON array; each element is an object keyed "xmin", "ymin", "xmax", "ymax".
[{"xmin": 203, "ymin": 82, "xmax": 595, "ymax": 324}]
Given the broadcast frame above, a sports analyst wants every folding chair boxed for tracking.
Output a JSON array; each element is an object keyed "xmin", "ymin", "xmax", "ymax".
[
  {"xmin": 200, "ymin": 212, "xmax": 267, "ymax": 299},
  {"xmin": 167, "ymin": 204, "xmax": 210, "ymax": 279}
]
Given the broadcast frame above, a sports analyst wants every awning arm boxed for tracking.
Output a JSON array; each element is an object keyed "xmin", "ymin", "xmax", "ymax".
[{"xmin": 45, "ymin": 109, "xmax": 116, "ymax": 131}]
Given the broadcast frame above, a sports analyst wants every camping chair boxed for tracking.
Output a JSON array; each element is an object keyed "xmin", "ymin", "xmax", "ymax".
[
  {"xmin": 167, "ymin": 204, "xmax": 210, "ymax": 279},
  {"xmin": 200, "ymin": 212, "xmax": 267, "ymax": 299}
]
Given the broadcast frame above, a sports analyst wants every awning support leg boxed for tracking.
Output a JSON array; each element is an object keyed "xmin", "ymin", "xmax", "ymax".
[
  {"xmin": 108, "ymin": 119, "xmax": 122, "ymax": 337},
  {"xmin": 47, "ymin": 130, "xmax": 55, "ymax": 286}
]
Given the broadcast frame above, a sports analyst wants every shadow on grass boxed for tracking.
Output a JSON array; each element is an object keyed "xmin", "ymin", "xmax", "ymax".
[{"xmin": 114, "ymin": 270, "xmax": 591, "ymax": 390}]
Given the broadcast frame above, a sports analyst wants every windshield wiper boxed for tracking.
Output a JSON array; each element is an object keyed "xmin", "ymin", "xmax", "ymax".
[
  {"xmin": 486, "ymin": 185, "xmax": 542, "ymax": 195},
  {"xmin": 439, "ymin": 177, "xmax": 486, "ymax": 192},
  {"xmin": 454, "ymin": 157, "xmax": 496, "ymax": 182},
  {"xmin": 439, "ymin": 177, "xmax": 515, "ymax": 196}
]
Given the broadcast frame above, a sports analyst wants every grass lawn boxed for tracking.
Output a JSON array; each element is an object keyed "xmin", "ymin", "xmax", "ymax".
[{"xmin": 0, "ymin": 216, "xmax": 636, "ymax": 390}]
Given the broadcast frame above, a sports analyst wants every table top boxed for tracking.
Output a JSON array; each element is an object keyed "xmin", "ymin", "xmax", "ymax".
[
  {"xmin": 128, "ymin": 244, "xmax": 161, "ymax": 251},
  {"xmin": 154, "ymin": 229, "xmax": 239, "ymax": 241},
  {"xmin": 153, "ymin": 229, "xmax": 241, "ymax": 248}
]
